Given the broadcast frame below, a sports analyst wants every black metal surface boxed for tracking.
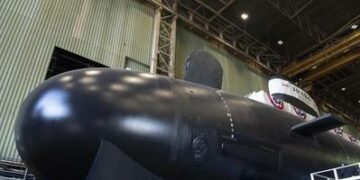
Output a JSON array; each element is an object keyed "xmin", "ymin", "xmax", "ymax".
[
  {"xmin": 15, "ymin": 68, "xmax": 360, "ymax": 180},
  {"xmin": 291, "ymin": 114, "xmax": 345, "ymax": 136},
  {"xmin": 184, "ymin": 50, "xmax": 223, "ymax": 89},
  {"xmin": 85, "ymin": 140, "xmax": 163, "ymax": 180}
]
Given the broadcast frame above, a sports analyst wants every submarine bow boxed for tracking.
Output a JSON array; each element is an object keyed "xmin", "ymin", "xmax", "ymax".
[{"xmin": 15, "ymin": 68, "xmax": 360, "ymax": 180}]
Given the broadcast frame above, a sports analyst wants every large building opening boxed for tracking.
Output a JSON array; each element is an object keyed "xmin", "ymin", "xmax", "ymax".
[{"xmin": 45, "ymin": 47, "xmax": 108, "ymax": 79}]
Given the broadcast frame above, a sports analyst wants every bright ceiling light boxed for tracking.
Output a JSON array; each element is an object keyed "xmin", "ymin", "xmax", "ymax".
[
  {"xmin": 277, "ymin": 40, "xmax": 284, "ymax": 45},
  {"xmin": 358, "ymin": 99, "xmax": 360, "ymax": 103},
  {"xmin": 241, "ymin": 13, "xmax": 249, "ymax": 20},
  {"xmin": 351, "ymin": 24, "xmax": 358, "ymax": 29},
  {"xmin": 341, "ymin": 87, "xmax": 346, "ymax": 91}
]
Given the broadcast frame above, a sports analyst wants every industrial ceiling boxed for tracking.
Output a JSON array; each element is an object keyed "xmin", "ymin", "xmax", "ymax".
[{"xmin": 146, "ymin": 0, "xmax": 360, "ymax": 125}]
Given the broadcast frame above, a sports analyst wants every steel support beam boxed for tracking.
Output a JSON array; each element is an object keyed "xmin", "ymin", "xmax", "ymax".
[
  {"xmin": 314, "ymin": 90, "xmax": 360, "ymax": 125},
  {"xmin": 149, "ymin": 0, "xmax": 177, "ymax": 77},
  {"xmin": 190, "ymin": 0, "xmax": 286, "ymax": 71},
  {"xmin": 168, "ymin": 6, "xmax": 177, "ymax": 77},
  {"xmin": 267, "ymin": 0, "xmax": 326, "ymax": 42},
  {"xmin": 150, "ymin": 8, "xmax": 161, "ymax": 74},
  {"xmin": 207, "ymin": 0, "xmax": 235, "ymax": 23},
  {"xmin": 295, "ymin": 15, "xmax": 360, "ymax": 61},
  {"xmin": 290, "ymin": 0, "xmax": 313, "ymax": 18},
  {"xmin": 145, "ymin": 0, "xmax": 288, "ymax": 74},
  {"xmin": 144, "ymin": 0, "xmax": 360, "ymax": 127},
  {"xmin": 302, "ymin": 48, "xmax": 360, "ymax": 81},
  {"xmin": 325, "ymin": 70, "xmax": 360, "ymax": 89},
  {"xmin": 282, "ymin": 31, "xmax": 360, "ymax": 77}
]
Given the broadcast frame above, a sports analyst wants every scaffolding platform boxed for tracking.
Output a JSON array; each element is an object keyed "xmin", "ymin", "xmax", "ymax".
[
  {"xmin": 0, "ymin": 160, "xmax": 34, "ymax": 180},
  {"xmin": 311, "ymin": 163, "xmax": 360, "ymax": 180}
]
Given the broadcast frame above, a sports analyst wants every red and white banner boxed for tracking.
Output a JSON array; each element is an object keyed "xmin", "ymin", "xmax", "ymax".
[
  {"xmin": 248, "ymin": 91, "xmax": 315, "ymax": 121},
  {"xmin": 268, "ymin": 77, "xmax": 319, "ymax": 117}
]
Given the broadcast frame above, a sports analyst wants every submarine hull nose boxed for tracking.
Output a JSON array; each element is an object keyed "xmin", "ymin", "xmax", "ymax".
[
  {"xmin": 16, "ymin": 68, "xmax": 357, "ymax": 180},
  {"xmin": 15, "ymin": 69, "xmax": 179, "ymax": 179}
]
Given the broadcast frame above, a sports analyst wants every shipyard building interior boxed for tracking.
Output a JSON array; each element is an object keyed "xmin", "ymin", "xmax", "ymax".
[{"xmin": 1, "ymin": 0, "xmax": 360, "ymax": 179}]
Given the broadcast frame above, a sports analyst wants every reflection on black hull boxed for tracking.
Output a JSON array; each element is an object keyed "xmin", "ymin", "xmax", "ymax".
[{"xmin": 15, "ymin": 69, "xmax": 360, "ymax": 180}]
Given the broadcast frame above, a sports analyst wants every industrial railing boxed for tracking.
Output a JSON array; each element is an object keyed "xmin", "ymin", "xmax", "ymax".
[
  {"xmin": 0, "ymin": 160, "xmax": 34, "ymax": 180},
  {"xmin": 311, "ymin": 163, "xmax": 360, "ymax": 180}
]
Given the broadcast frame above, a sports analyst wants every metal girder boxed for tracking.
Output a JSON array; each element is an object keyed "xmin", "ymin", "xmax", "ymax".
[
  {"xmin": 295, "ymin": 15, "xmax": 360, "ymax": 61},
  {"xmin": 267, "ymin": 0, "xmax": 326, "ymax": 42},
  {"xmin": 191, "ymin": 0, "xmax": 287, "ymax": 70},
  {"xmin": 291, "ymin": 0, "xmax": 313, "ymax": 18},
  {"xmin": 149, "ymin": 0, "xmax": 177, "ymax": 77},
  {"xmin": 308, "ymin": 59, "xmax": 360, "ymax": 124},
  {"xmin": 207, "ymin": 0, "xmax": 235, "ymax": 22},
  {"xmin": 145, "ymin": 0, "xmax": 360, "ymax": 127},
  {"xmin": 201, "ymin": 1, "xmax": 290, "ymax": 69},
  {"xmin": 150, "ymin": 8, "xmax": 161, "ymax": 74},
  {"xmin": 325, "ymin": 70, "xmax": 360, "ymax": 90},
  {"xmin": 301, "ymin": 48, "xmax": 360, "ymax": 82},
  {"xmin": 298, "ymin": 63, "xmax": 360, "ymax": 126},
  {"xmin": 146, "ymin": 0, "xmax": 288, "ymax": 74},
  {"xmin": 282, "ymin": 31, "xmax": 360, "ymax": 77},
  {"xmin": 311, "ymin": 67, "xmax": 360, "ymax": 125}
]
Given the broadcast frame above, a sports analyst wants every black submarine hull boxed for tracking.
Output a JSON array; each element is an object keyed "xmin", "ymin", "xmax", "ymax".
[{"xmin": 15, "ymin": 68, "xmax": 360, "ymax": 179}]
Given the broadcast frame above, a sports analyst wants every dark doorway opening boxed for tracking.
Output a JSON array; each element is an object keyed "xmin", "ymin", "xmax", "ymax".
[{"xmin": 46, "ymin": 47, "xmax": 108, "ymax": 79}]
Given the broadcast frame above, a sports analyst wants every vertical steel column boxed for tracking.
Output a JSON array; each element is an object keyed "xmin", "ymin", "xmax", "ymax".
[
  {"xmin": 168, "ymin": 3, "xmax": 177, "ymax": 77},
  {"xmin": 310, "ymin": 173, "xmax": 315, "ymax": 180},
  {"xmin": 150, "ymin": 7, "xmax": 161, "ymax": 74},
  {"xmin": 333, "ymin": 169, "xmax": 339, "ymax": 180},
  {"xmin": 152, "ymin": 0, "xmax": 177, "ymax": 77}
]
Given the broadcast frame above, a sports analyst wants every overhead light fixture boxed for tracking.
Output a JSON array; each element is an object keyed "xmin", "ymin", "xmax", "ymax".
[
  {"xmin": 358, "ymin": 99, "xmax": 360, "ymax": 103},
  {"xmin": 351, "ymin": 24, "xmax": 358, "ymax": 29},
  {"xmin": 241, "ymin": 13, "xmax": 249, "ymax": 20},
  {"xmin": 277, "ymin": 40, "xmax": 284, "ymax": 45},
  {"xmin": 341, "ymin": 87, "xmax": 346, "ymax": 91},
  {"xmin": 312, "ymin": 65, "xmax": 317, "ymax": 70}
]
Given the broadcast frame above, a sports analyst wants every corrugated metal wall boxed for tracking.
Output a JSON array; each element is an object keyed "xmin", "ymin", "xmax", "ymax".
[
  {"xmin": 124, "ymin": 56, "xmax": 151, "ymax": 72},
  {"xmin": 0, "ymin": 0, "xmax": 155, "ymax": 162},
  {"xmin": 175, "ymin": 25, "xmax": 268, "ymax": 97}
]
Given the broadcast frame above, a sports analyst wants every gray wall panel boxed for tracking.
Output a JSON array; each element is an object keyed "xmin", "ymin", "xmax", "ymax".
[
  {"xmin": 0, "ymin": 0, "xmax": 154, "ymax": 162},
  {"xmin": 175, "ymin": 25, "xmax": 268, "ymax": 97}
]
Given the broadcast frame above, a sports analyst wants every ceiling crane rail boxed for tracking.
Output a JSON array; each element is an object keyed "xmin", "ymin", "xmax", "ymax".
[
  {"xmin": 296, "ymin": 15, "xmax": 360, "ymax": 61},
  {"xmin": 282, "ymin": 31, "xmax": 360, "ymax": 77},
  {"xmin": 301, "ymin": 48, "xmax": 360, "ymax": 82}
]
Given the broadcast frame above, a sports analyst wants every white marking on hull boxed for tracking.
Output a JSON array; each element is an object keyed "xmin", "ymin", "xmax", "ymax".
[{"xmin": 215, "ymin": 90, "xmax": 235, "ymax": 139}]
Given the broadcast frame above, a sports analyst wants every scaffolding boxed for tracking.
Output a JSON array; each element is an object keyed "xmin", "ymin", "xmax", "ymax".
[
  {"xmin": 311, "ymin": 163, "xmax": 360, "ymax": 180},
  {"xmin": 0, "ymin": 160, "xmax": 34, "ymax": 180},
  {"xmin": 146, "ymin": 0, "xmax": 288, "ymax": 74},
  {"xmin": 267, "ymin": 0, "xmax": 326, "ymax": 43},
  {"xmin": 150, "ymin": 0, "xmax": 177, "ymax": 77}
]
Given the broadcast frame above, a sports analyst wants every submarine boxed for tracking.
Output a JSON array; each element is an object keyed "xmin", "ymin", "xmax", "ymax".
[{"xmin": 15, "ymin": 51, "xmax": 360, "ymax": 180}]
